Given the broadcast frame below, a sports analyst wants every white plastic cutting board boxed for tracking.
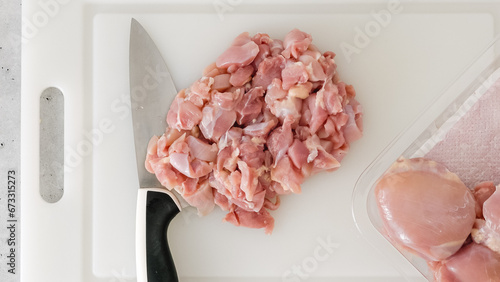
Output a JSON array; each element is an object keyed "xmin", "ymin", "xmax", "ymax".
[{"xmin": 21, "ymin": 1, "xmax": 498, "ymax": 281}]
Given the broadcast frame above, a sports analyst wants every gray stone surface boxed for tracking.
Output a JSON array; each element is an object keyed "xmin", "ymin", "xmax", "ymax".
[{"xmin": 0, "ymin": 0, "xmax": 21, "ymax": 281}]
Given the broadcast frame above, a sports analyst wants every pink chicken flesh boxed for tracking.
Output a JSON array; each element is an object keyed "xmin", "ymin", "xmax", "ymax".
[
  {"xmin": 472, "ymin": 184, "xmax": 500, "ymax": 255},
  {"xmin": 429, "ymin": 243, "xmax": 500, "ymax": 282},
  {"xmin": 375, "ymin": 158, "xmax": 476, "ymax": 261},
  {"xmin": 145, "ymin": 29, "xmax": 363, "ymax": 233}
]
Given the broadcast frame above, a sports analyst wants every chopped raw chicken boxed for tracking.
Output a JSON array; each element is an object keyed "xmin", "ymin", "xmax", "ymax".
[
  {"xmin": 215, "ymin": 32, "xmax": 259, "ymax": 70},
  {"xmin": 166, "ymin": 95, "xmax": 203, "ymax": 130},
  {"xmin": 146, "ymin": 29, "xmax": 363, "ymax": 233},
  {"xmin": 224, "ymin": 206, "xmax": 275, "ymax": 235},
  {"xmin": 375, "ymin": 158, "xmax": 476, "ymax": 261}
]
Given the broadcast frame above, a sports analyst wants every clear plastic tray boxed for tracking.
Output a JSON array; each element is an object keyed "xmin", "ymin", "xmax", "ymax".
[{"xmin": 352, "ymin": 35, "xmax": 500, "ymax": 281}]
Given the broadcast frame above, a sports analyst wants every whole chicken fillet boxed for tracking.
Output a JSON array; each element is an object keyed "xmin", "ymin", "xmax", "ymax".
[{"xmin": 375, "ymin": 158, "xmax": 476, "ymax": 261}]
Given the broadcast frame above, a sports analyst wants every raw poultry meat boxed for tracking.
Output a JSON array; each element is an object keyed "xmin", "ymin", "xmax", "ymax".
[
  {"xmin": 435, "ymin": 182, "xmax": 500, "ymax": 282},
  {"xmin": 375, "ymin": 157, "xmax": 500, "ymax": 281},
  {"xmin": 375, "ymin": 158, "xmax": 476, "ymax": 261},
  {"xmin": 481, "ymin": 184, "xmax": 500, "ymax": 234},
  {"xmin": 473, "ymin": 181, "xmax": 496, "ymax": 219},
  {"xmin": 429, "ymin": 243, "xmax": 500, "ymax": 282},
  {"xmin": 472, "ymin": 183, "xmax": 500, "ymax": 255},
  {"xmin": 145, "ymin": 29, "xmax": 363, "ymax": 233}
]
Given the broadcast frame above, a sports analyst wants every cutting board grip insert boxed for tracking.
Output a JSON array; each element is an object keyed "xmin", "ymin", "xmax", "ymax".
[{"xmin": 39, "ymin": 87, "xmax": 64, "ymax": 203}]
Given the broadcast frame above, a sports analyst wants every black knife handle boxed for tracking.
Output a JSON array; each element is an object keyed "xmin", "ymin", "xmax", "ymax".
[{"xmin": 136, "ymin": 188, "xmax": 181, "ymax": 282}]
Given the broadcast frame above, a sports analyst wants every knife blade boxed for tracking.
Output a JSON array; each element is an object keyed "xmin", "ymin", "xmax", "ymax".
[{"xmin": 129, "ymin": 18, "xmax": 181, "ymax": 282}]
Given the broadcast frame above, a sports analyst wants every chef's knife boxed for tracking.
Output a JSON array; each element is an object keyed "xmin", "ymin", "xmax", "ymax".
[{"xmin": 129, "ymin": 18, "xmax": 182, "ymax": 282}]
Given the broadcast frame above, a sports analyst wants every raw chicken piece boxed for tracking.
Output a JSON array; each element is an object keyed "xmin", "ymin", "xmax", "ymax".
[
  {"xmin": 251, "ymin": 33, "xmax": 272, "ymax": 69},
  {"xmin": 288, "ymin": 139, "xmax": 309, "ymax": 169},
  {"xmin": 375, "ymin": 158, "xmax": 476, "ymax": 261},
  {"xmin": 146, "ymin": 29, "xmax": 363, "ymax": 233},
  {"xmin": 281, "ymin": 61, "xmax": 309, "ymax": 90},
  {"xmin": 282, "ymin": 28, "xmax": 312, "ymax": 59},
  {"xmin": 230, "ymin": 65, "xmax": 254, "ymax": 87},
  {"xmin": 267, "ymin": 118, "xmax": 293, "ymax": 165},
  {"xmin": 429, "ymin": 243, "xmax": 500, "ymax": 282},
  {"xmin": 472, "ymin": 219, "xmax": 500, "ymax": 255},
  {"xmin": 301, "ymin": 93, "xmax": 328, "ymax": 134},
  {"xmin": 199, "ymin": 105, "xmax": 236, "ymax": 141},
  {"xmin": 212, "ymin": 74, "xmax": 232, "ymax": 91},
  {"xmin": 148, "ymin": 157, "xmax": 186, "ymax": 190},
  {"xmin": 212, "ymin": 89, "xmax": 241, "ymax": 111},
  {"xmin": 473, "ymin": 181, "xmax": 496, "ymax": 219},
  {"xmin": 234, "ymin": 87, "xmax": 264, "ymax": 125},
  {"xmin": 242, "ymin": 110, "xmax": 278, "ymax": 138},
  {"xmin": 342, "ymin": 101, "xmax": 363, "ymax": 143},
  {"xmin": 252, "ymin": 55, "xmax": 286, "ymax": 88},
  {"xmin": 186, "ymin": 135, "xmax": 218, "ymax": 162},
  {"xmin": 186, "ymin": 77, "xmax": 213, "ymax": 107},
  {"xmin": 318, "ymin": 51, "xmax": 337, "ymax": 78},
  {"xmin": 483, "ymin": 184, "xmax": 500, "ymax": 233},
  {"xmin": 215, "ymin": 32, "xmax": 259, "ymax": 69},
  {"xmin": 299, "ymin": 53, "xmax": 326, "ymax": 82},
  {"xmin": 237, "ymin": 160, "xmax": 259, "ymax": 201},
  {"xmin": 182, "ymin": 179, "xmax": 215, "ymax": 216},
  {"xmin": 271, "ymin": 156, "xmax": 304, "ymax": 194},
  {"xmin": 238, "ymin": 136, "xmax": 266, "ymax": 169},
  {"xmin": 316, "ymin": 80, "xmax": 342, "ymax": 115},
  {"xmin": 265, "ymin": 79, "xmax": 303, "ymax": 124},
  {"xmin": 304, "ymin": 134, "xmax": 340, "ymax": 174},
  {"xmin": 166, "ymin": 96, "xmax": 203, "ymax": 130},
  {"xmin": 270, "ymin": 39, "xmax": 284, "ymax": 57},
  {"xmin": 169, "ymin": 153, "xmax": 212, "ymax": 179},
  {"xmin": 224, "ymin": 206, "xmax": 275, "ymax": 235},
  {"xmin": 472, "ymin": 184, "xmax": 500, "ymax": 254}
]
